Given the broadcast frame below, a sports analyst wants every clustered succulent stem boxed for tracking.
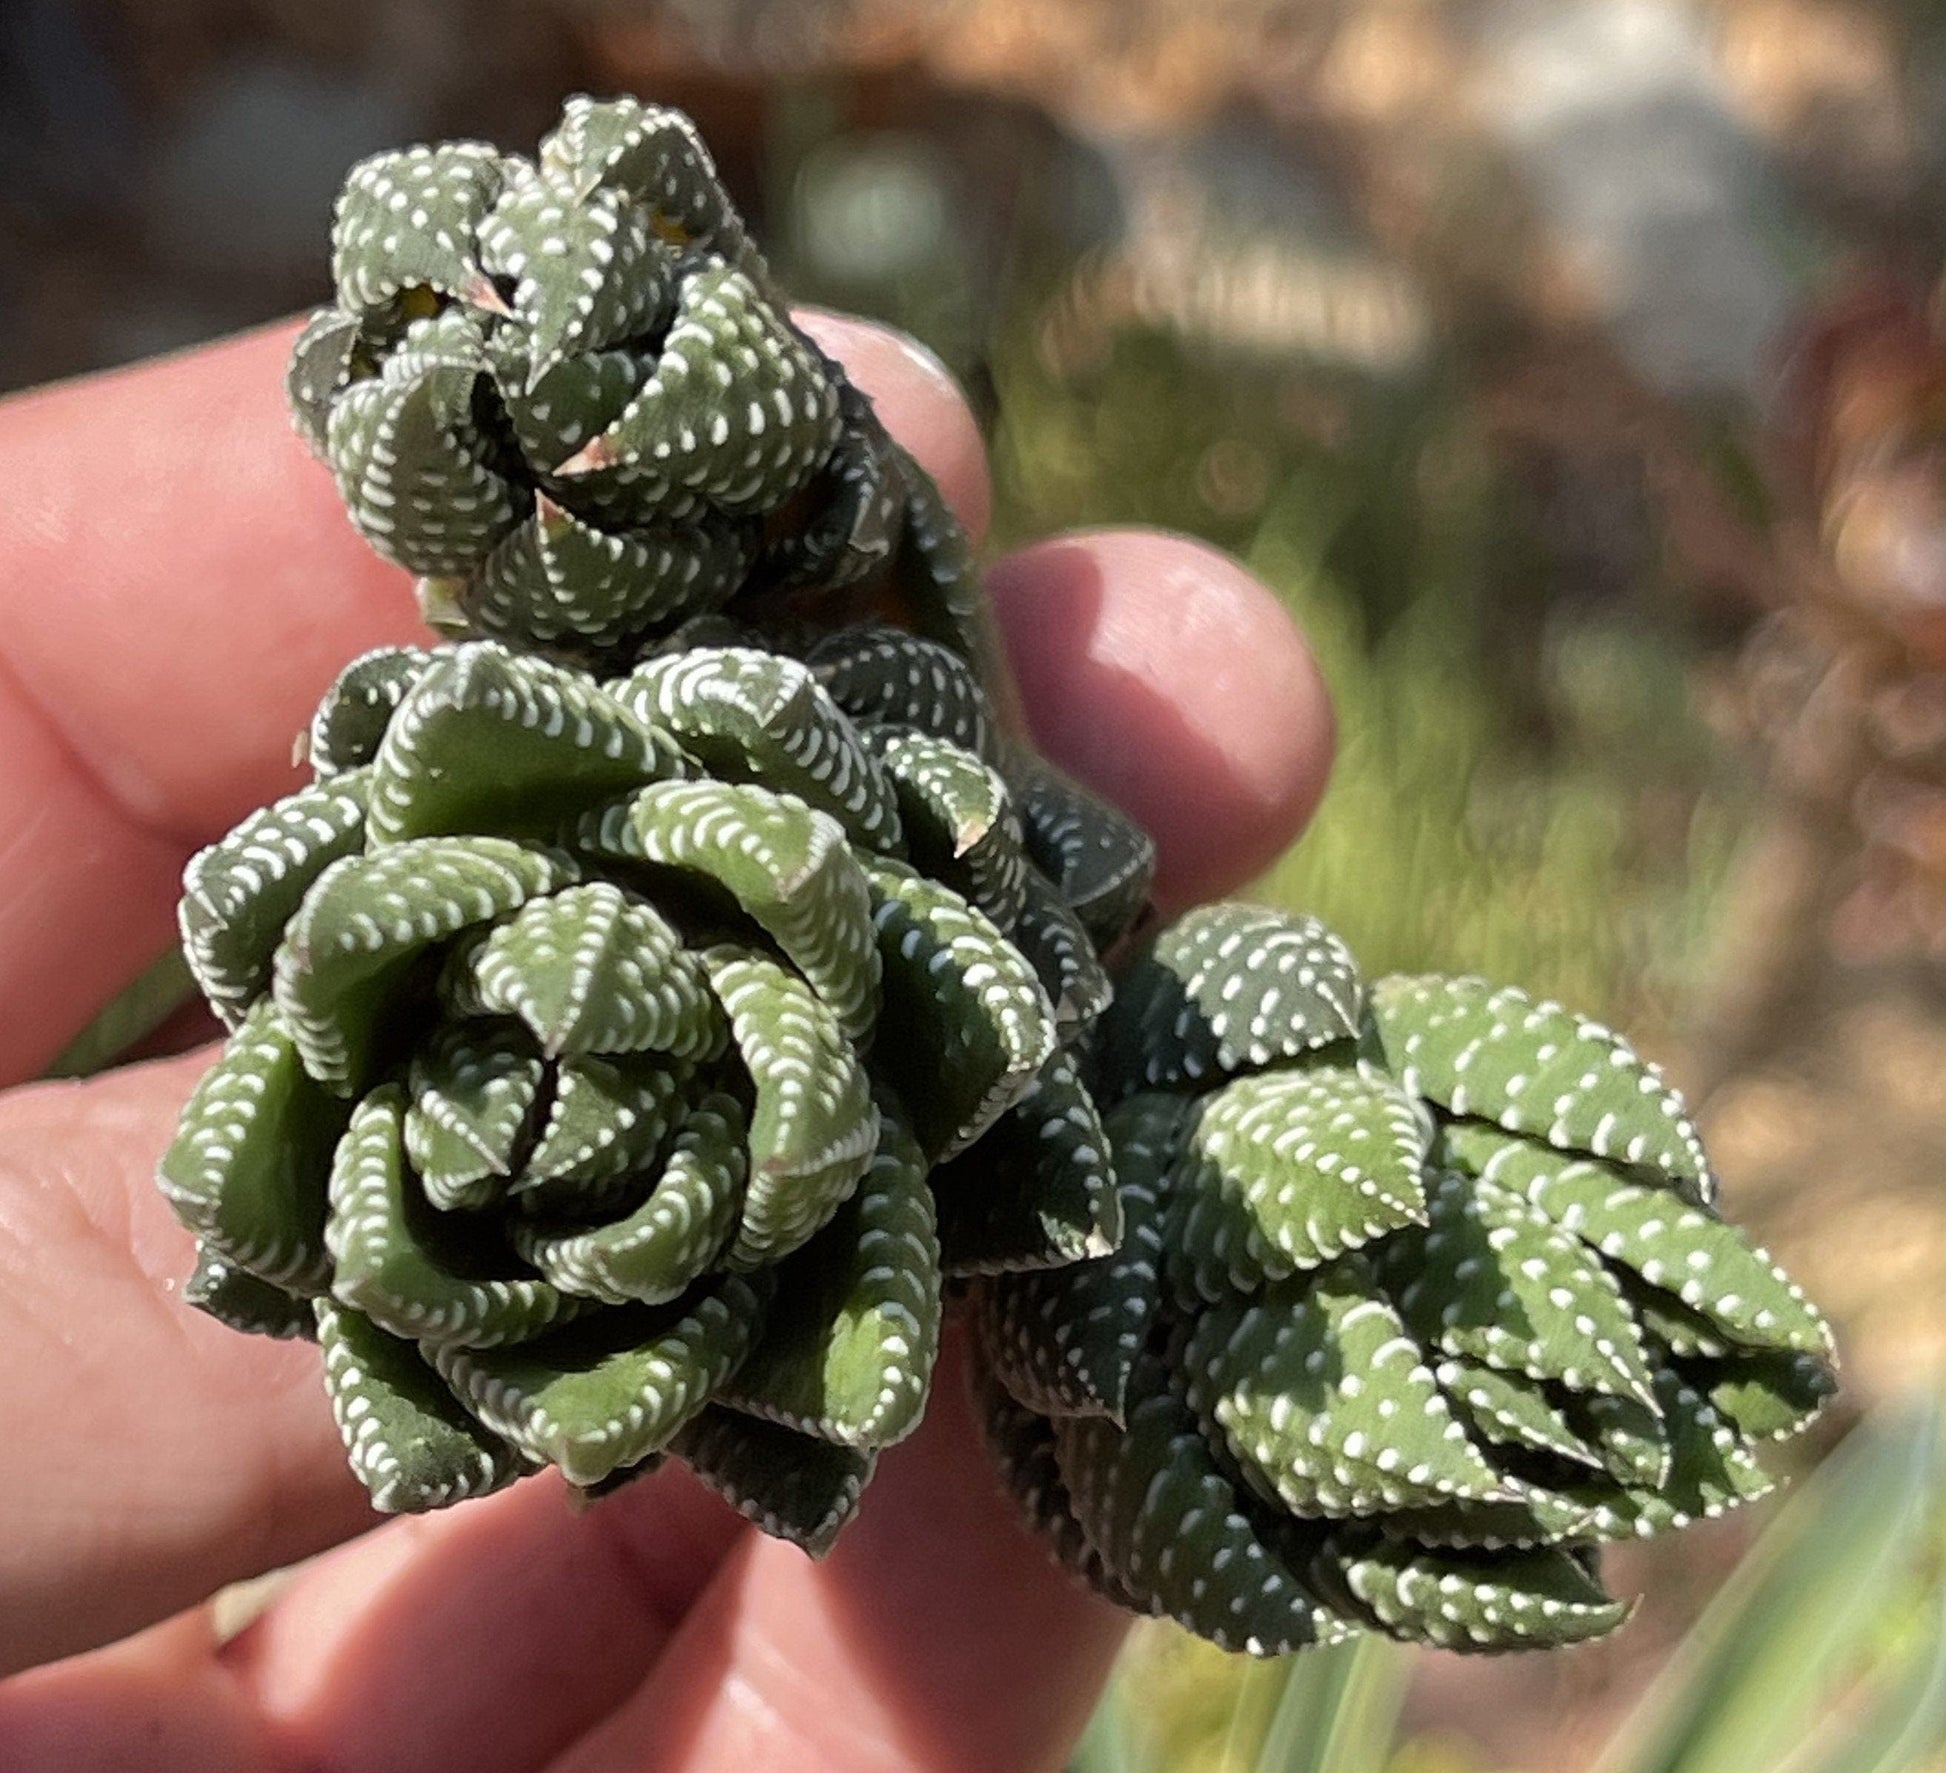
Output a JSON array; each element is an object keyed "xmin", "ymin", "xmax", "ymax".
[{"xmin": 159, "ymin": 95, "xmax": 1834, "ymax": 1656}]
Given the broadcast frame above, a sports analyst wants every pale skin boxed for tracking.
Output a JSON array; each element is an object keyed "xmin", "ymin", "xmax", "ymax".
[{"xmin": 0, "ymin": 310, "xmax": 1335, "ymax": 1772}]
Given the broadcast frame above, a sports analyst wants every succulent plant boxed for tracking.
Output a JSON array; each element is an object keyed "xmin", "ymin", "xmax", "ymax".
[
  {"xmin": 154, "ymin": 94, "xmax": 1835, "ymax": 1657},
  {"xmin": 160, "ymin": 621, "xmax": 1151, "ymax": 1547},
  {"xmin": 968, "ymin": 905, "xmax": 1837, "ymax": 1652},
  {"xmin": 289, "ymin": 94, "xmax": 986, "ymax": 666}
]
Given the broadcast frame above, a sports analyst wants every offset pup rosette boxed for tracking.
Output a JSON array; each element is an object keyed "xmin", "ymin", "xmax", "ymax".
[
  {"xmin": 290, "ymin": 95, "xmax": 985, "ymax": 663},
  {"xmin": 969, "ymin": 905, "xmax": 1836, "ymax": 1652},
  {"xmin": 159, "ymin": 627, "xmax": 1149, "ymax": 1549}
]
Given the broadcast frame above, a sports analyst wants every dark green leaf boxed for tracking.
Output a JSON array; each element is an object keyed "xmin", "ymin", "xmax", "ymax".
[
  {"xmin": 672, "ymin": 1407, "xmax": 876, "ymax": 1556},
  {"xmin": 316, "ymin": 1297, "xmax": 526, "ymax": 1512},
  {"xmin": 431, "ymin": 1275, "xmax": 766, "ymax": 1486},
  {"xmin": 1168, "ymin": 1065, "xmax": 1428, "ymax": 1301},
  {"xmin": 1182, "ymin": 1256, "xmax": 1512, "ymax": 1519},
  {"xmin": 157, "ymin": 1002, "xmax": 345, "ymax": 1292},
  {"xmin": 326, "ymin": 1084, "xmax": 583, "ymax": 1347},
  {"xmin": 1102, "ymin": 904, "xmax": 1362, "ymax": 1095}
]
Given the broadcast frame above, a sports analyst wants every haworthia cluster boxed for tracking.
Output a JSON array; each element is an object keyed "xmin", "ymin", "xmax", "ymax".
[
  {"xmin": 163, "ymin": 630, "xmax": 1153, "ymax": 1541},
  {"xmin": 290, "ymin": 95, "xmax": 988, "ymax": 664},
  {"xmin": 156, "ymin": 98, "xmax": 1834, "ymax": 1655},
  {"xmin": 969, "ymin": 901, "xmax": 1834, "ymax": 1653}
]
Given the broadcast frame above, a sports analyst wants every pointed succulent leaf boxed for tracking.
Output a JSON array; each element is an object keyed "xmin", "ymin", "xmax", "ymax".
[
  {"xmin": 1445, "ymin": 1123, "xmax": 1830, "ymax": 1359},
  {"xmin": 1687, "ymin": 1350, "xmax": 1837, "ymax": 1442},
  {"xmin": 1378, "ymin": 1478, "xmax": 1601, "ymax": 1551},
  {"xmin": 1010, "ymin": 757, "xmax": 1156, "ymax": 947},
  {"xmin": 704, "ymin": 947, "xmax": 878, "ymax": 1268},
  {"xmin": 1168, "ymin": 1064, "xmax": 1428, "ymax": 1301},
  {"xmin": 1010, "ymin": 872, "xmax": 1113, "ymax": 1041},
  {"xmin": 326, "ymin": 1085, "xmax": 583, "ymax": 1347},
  {"xmin": 403, "ymin": 1021, "xmax": 545, "ymax": 1210},
  {"xmin": 316, "ymin": 1298, "xmax": 525, "ymax": 1513},
  {"xmin": 444, "ymin": 881, "xmax": 723, "ymax": 1060},
  {"xmin": 807, "ymin": 626, "xmax": 1000, "ymax": 763},
  {"xmin": 330, "ymin": 141, "xmax": 509, "ymax": 315},
  {"xmin": 1183, "ymin": 1257, "xmax": 1513, "ymax": 1518},
  {"xmin": 465, "ymin": 498, "xmax": 755, "ymax": 652},
  {"xmin": 477, "ymin": 175, "xmax": 669, "ymax": 372},
  {"xmin": 1558, "ymin": 1390, "xmax": 1669, "ymax": 1490},
  {"xmin": 625, "ymin": 780, "xmax": 880, "ymax": 1044},
  {"xmin": 968, "ymin": 1348, "xmax": 1144, "ymax": 1609},
  {"xmin": 753, "ymin": 386, "xmax": 905, "ymax": 594},
  {"xmin": 179, "ymin": 772, "xmax": 372, "ymax": 1027},
  {"xmin": 1555, "ymin": 1371, "xmax": 1774, "ymax": 1540},
  {"xmin": 511, "ymin": 1092, "xmax": 746, "ymax": 1305},
  {"xmin": 1321, "ymin": 1536, "xmax": 1628, "ymax": 1651},
  {"xmin": 718, "ymin": 1101, "xmax": 939, "ymax": 1447},
  {"xmin": 157, "ymin": 1002, "xmax": 345, "ymax": 1291},
  {"xmin": 488, "ymin": 337, "xmax": 645, "ymax": 469},
  {"xmin": 538, "ymin": 96, "xmax": 760, "ymax": 272},
  {"xmin": 1054, "ymin": 1358, "xmax": 1357, "ymax": 1655},
  {"xmin": 620, "ymin": 647, "xmax": 902, "ymax": 850},
  {"xmin": 563, "ymin": 1452, "xmax": 664, "ymax": 1503},
  {"xmin": 971, "ymin": 1092, "xmax": 1181, "ymax": 1421},
  {"xmin": 272, "ymin": 836, "xmax": 574, "ymax": 1091},
  {"xmin": 184, "ymin": 1246, "xmax": 316, "ymax": 1341},
  {"xmin": 307, "ymin": 646, "xmax": 435, "ymax": 776},
  {"xmin": 868, "ymin": 728, "xmax": 1027, "ymax": 928},
  {"xmin": 288, "ymin": 306, "xmax": 370, "ymax": 455},
  {"xmin": 325, "ymin": 311, "xmax": 523, "ymax": 577},
  {"xmin": 1367, "ymin": 975, "xmax": 1715, "ymax": 1203},
  {"xmin": 883, "ymin": 438, "xmax": 990, "ymax": 664},
  {"xmin": 671, "ymin": 1408, "xmax": 876, "ymax": 1557},
  {"xmin": 516, "ymin": 1052, "xmax": 691, "ymax": 1211},
  {"xmin": 1102, "ymin": 904, "xmax": 1363, "ymax": 1094},
  {"xmin": 1614, "ymin": 1270, "xmax": 1733, "ymax": 1358},
  {"xmin": 932, "ymin": 1046, "xmax": 1120, "ymax": 1276},
  {"xmin": 1434, "ymin": 1357, "xmax": 1605, "ymax": 1472},
  {"xmin": 1381, "ymin": 1169, "xmax": 1658, "ymax": 1408},
  {"xmin": 557, "ymin": 264, "xmax": 839, "ymax": 514},
  {"xmin": 430, "ymin": 1275, "xmax": 766, "ymax": 1486},
  {"xmin": 864, "ymin": 857, "xmax": 1057, "ymax": 1158},
  {"xmin": 366, "ymin": 644, "xmax": 686, "ymax": 845}
]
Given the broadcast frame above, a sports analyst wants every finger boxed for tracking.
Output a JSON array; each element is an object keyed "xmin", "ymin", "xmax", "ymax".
[
  {"xmin": 0, "ymin": 1053, "xmax": 373, "ymax": 1676},
  {"xmin": 220, "ymin": 1467, "xmax": 744, "ymax": 1773},
  {"xmin": 0, "ymin": 1613, "xmax": 269, "ymax": 1773},
  {"xmin": 0, "ymin": 1465, "xmax": 747, "ymax": 1773},
  {"xmin": 989, "ymin": 530, "xmax": 1334, "ymax": 908},
  {"xmin": 0, "ymin": 684, "xmax": 187, "ymax": 1085},
  {"xmin": 548, "ymin": 1333, "xmax": 1125, "ymax": 1773},
  {"xmin": 0, "ymin": 315, "xmax": 991, "ymax": 1080}
]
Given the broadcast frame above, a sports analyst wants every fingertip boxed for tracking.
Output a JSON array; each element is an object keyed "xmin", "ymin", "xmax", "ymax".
[
  {"xmin": 989, "ymin": 530, "xmax": 1335, "ymax": 908},
  {"xmin": 793, "ymin": 310, "xmax": 992, "ymax": 541},
  {"xmin": 0, "ymin": 318, "xmax": 425, "ymax": 839}
]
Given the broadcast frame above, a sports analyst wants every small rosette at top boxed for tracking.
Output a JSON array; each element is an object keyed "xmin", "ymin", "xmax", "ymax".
[
  {"xmin": 158, "ymin": 624, "xmax": 1156, "ymax": 1553},
  {"xmin": 969, "ymin": 903, "xmax": 1836, "ymax": 1655},
  {"xmin": 288, "ymin": 96, "xmax": 987, "ymax": 663}
]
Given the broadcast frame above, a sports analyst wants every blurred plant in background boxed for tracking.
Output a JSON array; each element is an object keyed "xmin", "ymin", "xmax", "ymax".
[{"xmin": 12, "ymin": 0, "xmax": 1946, "ymax": 1766}]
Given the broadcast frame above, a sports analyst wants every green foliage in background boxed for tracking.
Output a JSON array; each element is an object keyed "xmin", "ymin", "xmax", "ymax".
[{"xmin": 988, "ymin": 317, "xmax": 1739, "ymax": 1024}]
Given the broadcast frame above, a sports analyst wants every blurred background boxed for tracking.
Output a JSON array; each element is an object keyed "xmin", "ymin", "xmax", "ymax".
[{"xmin": 7, "ymin": 1, "xmax": 1946, "ymax": 1767}]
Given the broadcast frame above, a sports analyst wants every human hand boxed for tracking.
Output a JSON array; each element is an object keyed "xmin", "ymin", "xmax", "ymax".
[{"xmin": 0, "ymin": 313, "xmax": 1334, "ymax": 1772}]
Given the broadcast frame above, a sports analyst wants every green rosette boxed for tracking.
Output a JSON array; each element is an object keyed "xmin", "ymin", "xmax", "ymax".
[
  {"xmin": 970, "ymin": 903, "xmax": 1835, "ymax": 1654},
  {"xmin": 161, "ymin": 630, "xmax": 1151, "ymax": 1545},
  {"xmin": 289, "ymin": 96, "xmax": 989, "ymax": 664}
]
